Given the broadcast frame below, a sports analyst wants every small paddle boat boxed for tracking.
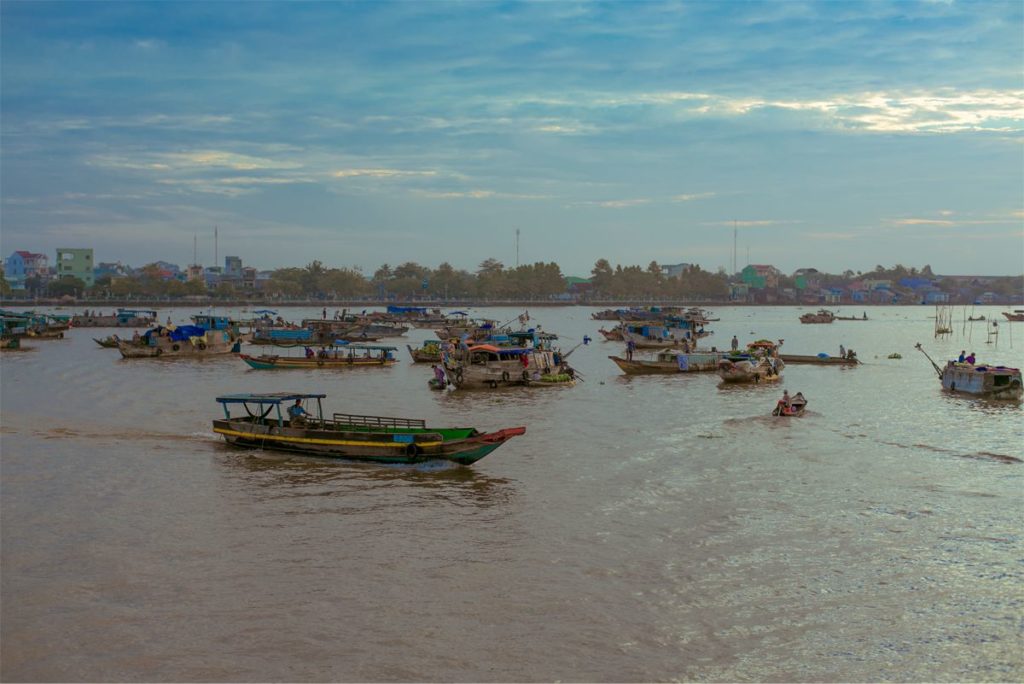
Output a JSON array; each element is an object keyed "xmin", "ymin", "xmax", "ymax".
[{"xmin": 772, "ymin": 392, "xmax": 808, "ymax": 416}]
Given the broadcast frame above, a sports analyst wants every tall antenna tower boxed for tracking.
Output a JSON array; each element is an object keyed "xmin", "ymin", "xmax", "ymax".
[
  {"xmin": 732, "ymin": 220, "xmax": 737, "ymax": 274},
  {"xmin": 214, "ymin": 225, "xmax": 219, "ymax": 268},
  {"xmin": 516, "ymin": 229, "xmax": 520, "ymax": 268},
  {"xmin": 193, "ymin": 233, "xmax": 197, "ymax": 265}
]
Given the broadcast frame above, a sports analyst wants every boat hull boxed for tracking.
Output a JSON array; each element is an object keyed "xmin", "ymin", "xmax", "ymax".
[
  {"xmin": 240, "ymin": 354, "xmax": 397, "ymax": 369},
  {"xmin": 609, "ymin": 352, "xmax": 725, "ymax": 374},
  {"xmin": 779, "ymin": 354, "xmax": 858, "ymax": 366},
  {"xmin": 717, "ymin": 358, "xmax": 784, "ymax": 383},
  {"xmin": 406, "ymin": 344, "xmax": 441, "ymax": 363},
  {"xmin": 212, "ymin": 419, "xmax": 525, "ymax": 465},
  {"xmin": 940, "ymin": 363, "xmax": 1022, "ymax": 400}
]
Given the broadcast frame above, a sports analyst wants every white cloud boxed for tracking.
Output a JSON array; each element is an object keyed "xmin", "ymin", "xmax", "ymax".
[
  {"xmin": 671, "ymin": 192, "xmax": 716, "ymax": 202},
  {"xmin": 332, "ymin": 168, "xmax": 437, "ymax": 179}
]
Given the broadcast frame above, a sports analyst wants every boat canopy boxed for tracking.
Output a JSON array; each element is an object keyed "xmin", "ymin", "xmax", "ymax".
[
  {"xmin": 386, "ymin": 305, "xmax": 427, "ymax": 314},
  {"xmin": 341, "ymin": 344, "xmax": 398, "ymax": 352},
  {"xmin": 118, "ymin": 308, "xmax": 157, "ymax": 317},
  {"xmin": 216, "ymin": 392, "xmax": 327, "ymax": 405},
  {"xmin": 253, "ymin": 309, "xmax": 277, "ymax": 315}
]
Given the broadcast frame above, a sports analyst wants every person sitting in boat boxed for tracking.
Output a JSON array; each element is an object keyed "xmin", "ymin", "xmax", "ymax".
[
  {"xmin": 287, "ymin": 399, "xmax": 308, "ymax": 427},
  {"xmin": 966, "ymin": 351, "xmax": 976, "ymax": 365},
  {"xmin": 778, "ymin": 389, "xmax": 791, "ymax": 409},
  {"xmin": 958, "ymin": 350, "xmax": 966, "ymax": 363},
  {"xmin": 318, "ymin": 347, "xmax": 329, "ymax": 359},
  {"xmin": 304, "ymin": 346, "xmax": 315, "ymax": 358}
]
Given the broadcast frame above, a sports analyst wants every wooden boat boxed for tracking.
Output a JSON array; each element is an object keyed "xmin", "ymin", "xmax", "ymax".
[
  {"xmin": 93, "ymin": 335, "xmax": 122, "ymax": 348},
  {"xmin": 779, "ymin": 353, "xmax": 858, "ymax": 366},
  {"xmin": 717, "ymin": 356, "xmax": 783, "ymax": 383},
  {"xmin": 620, "ymin": 329, "xmax": 700, "ymax": 350},
  {"xmin": 0, "ymin": 337, "xmax": 34, "ymax": 352},
  {"xmin": 1002, "ymin": 310, "xmax": 1024, "ymax": 322},
  {"xmin": 915, "ymin": 344, "xmax": 1022, "ymax": 400},
  {"xmin": 608, "ymin": 350, "xmax": 729, "ymax": 374},
  {"xmin": 212, "ymin": 392, "xmax": 526, "ymax": 465},
  {"xmin": 407, "ymin": 340, "xmax": 442, "ymax": 363},
  {"xmin": 26, "ymin": 328, "xmax": 67, "ymax": 339},
  {"xmin": 799, "ymin": 309, "xmax": 835, "ymax": 324},
  {"xmin": 72, "ymin": 308, "xmax": 157, "ymax": 328},
  {"xmin": 597, "ymin": 327, "xmax": 623, "ymax": 341},
  {"xmin": 118, "ymin": 325, "xmax": 241, "ymax": 358},
  {"xmin": 835, "ymin": 313, "xmax": 868, "ymax": 321},
  {"xmin": 442, "ymin": 345, "xmax": 576, "ymax": 390},
  {"xmin": 240, "ymin": 343, "xmax": 398, "ymax": 369},
  {"xmin": 772, "ymin": 394, "xmax": 808, "ymax": 416}
]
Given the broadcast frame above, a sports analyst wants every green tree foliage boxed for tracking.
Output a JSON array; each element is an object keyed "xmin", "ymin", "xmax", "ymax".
[
  {"xmin": 48, "ymin": 276, "xmax": 87, "ymax": 297},
  {"xmin": 321, "ymin": 268, "xmax": 371, "ymax": 297},
  {"xmin": 590, "ymin": 259, "xmax": 614, "ymax": 294}
]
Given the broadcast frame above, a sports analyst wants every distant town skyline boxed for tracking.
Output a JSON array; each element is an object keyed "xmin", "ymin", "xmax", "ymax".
[{"xmin": 2, "ymin": 1, "xmax": 1022, "ymax": 276}]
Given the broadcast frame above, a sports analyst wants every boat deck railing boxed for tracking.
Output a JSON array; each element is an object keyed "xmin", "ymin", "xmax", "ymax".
[{"xmin": 331, "ymin": 413, "xmax": 427, "ymax": 430}]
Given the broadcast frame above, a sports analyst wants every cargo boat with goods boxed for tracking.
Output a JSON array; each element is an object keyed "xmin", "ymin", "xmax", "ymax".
[
  {"xmin": 440, "ymin": 344, "xmax": 577, "ymax": 389},
  {"xmin": 914, "ymin": 344, "xmax": 1022, "ymax": 401},
  {"xmin": 799, "ymin": 309, "xmax": 836, "ymax": 324},
  {"xmin": 212, "ymin": 392, "xmax": 526, "ymax": 465},
  {"xmin": 117, "ymin": 325, "xmax": 241, "ymax": 358}
]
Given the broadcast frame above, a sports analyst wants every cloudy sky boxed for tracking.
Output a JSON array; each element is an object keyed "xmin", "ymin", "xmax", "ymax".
[{"xmin": 2, "ymin": 1, "xmax": 1022, "ymax": 277}]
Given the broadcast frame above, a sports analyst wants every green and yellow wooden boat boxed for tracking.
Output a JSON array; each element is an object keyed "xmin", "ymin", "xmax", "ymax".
[{"xmin": 213, "ymin": 393, "xmax": 526, "ymax": 465}]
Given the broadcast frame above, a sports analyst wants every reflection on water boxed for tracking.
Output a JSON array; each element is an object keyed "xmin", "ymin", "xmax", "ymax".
[{"xmin": 216, "ymin": 445, "xmax": 518, "ymax": 508}]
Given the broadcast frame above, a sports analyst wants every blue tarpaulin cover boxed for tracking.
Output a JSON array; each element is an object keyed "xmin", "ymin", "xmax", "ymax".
[{"xmin": 169, "ymin": 325, "xmax": 208, "ymax": 341}]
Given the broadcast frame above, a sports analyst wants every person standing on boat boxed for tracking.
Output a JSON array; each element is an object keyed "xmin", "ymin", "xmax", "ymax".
[
  {"xmin": 731, "ymin": 335, "xmax": 739, "ymax": 352},
  {"xmin": 432, "ymin": 364, "xmax": 446, "ymax": 386},
  {"xmin": 288, "ymin": 399, "xmax": 308, "ymax": 427},
  {"xmin": 779, "ymin": 389, "xmax": 791, "ymax": 408},
  {"xmin": 839, "ymin": 344, "xmax": 846, "ymax": 359},
  {"xmin": 626, "ymin": 338, "xmax": 636, "ymax": 361}
]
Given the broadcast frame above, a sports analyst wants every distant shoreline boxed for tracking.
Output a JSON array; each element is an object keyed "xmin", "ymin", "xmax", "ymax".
[{"xmin": 4, "ymin": 297, "xmax": 1022, "ymax": 309}]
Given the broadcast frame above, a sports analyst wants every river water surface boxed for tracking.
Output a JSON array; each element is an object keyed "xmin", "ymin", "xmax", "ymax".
[{"xmin": 2, "ymin": 305, "xmax": 1021, "ymax": 682}]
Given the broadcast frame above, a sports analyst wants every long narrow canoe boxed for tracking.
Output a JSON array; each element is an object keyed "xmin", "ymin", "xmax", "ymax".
[{"xmin": 779, "ymin": 354, "xmax": 858, "ymax": 366}]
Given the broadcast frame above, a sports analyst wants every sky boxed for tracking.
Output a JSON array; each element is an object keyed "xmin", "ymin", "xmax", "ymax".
[{"xmin": 1, "ymin": 1, "xmax": 1022, "ymax": 278}]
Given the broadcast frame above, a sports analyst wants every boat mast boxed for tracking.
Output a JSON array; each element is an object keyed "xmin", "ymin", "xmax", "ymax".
[{"xmin": 914, "ymin": 343, "xmax": 943, "ymax": 378}]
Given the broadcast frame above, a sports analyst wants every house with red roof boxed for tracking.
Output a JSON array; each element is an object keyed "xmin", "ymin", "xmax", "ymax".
[{"xmin": 4, "ymin": 250, "xmax": 50, "ymax": 290}]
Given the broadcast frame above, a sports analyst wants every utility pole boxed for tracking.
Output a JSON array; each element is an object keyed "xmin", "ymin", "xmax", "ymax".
[{"xmin": 732, "ymin": 220, "xmax": 737, "ymax": 275}]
